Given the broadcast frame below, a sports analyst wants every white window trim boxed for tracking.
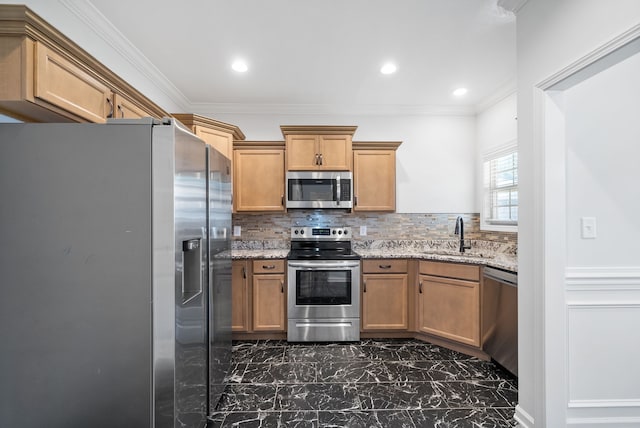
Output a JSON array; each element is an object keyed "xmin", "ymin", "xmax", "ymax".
[{"xmin": 481, "ymin": 140, "xmax": 518, "ymax": 232}]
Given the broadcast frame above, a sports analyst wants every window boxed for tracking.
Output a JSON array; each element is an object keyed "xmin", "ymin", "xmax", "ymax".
[{"xmin": 482, "ymin": 143, "xmax": 518, "ymax": 231}]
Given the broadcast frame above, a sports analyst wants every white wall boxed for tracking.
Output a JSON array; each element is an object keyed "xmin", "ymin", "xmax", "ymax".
[
  {"xmin": 565, "ymin": 52, "xmax": 640, "ymax": 267},
  {"xmin": 517, "ymin": 1, "xmax": 640, "ymax": 427},
  {"xmin": 475, "ymin": 92, "xmax": 517, "ymax": 228},
  {"xmin": 562, "ymin": 50, "xmax": 640, "ymax": 423},
  {"xmin": 210, "ymin": 112, "xmax": 477, "ymax": 214}
]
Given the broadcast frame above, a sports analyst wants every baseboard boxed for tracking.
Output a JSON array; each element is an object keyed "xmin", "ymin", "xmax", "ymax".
[{"xmin": 515, "ymin": 404, "xmax": 535, "ymax": 427}]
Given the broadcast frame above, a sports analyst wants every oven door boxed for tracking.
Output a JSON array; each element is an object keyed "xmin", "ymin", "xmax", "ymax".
[{"xmin": 287, "ymin": 260, "xmax": 360, "ymax": 320}]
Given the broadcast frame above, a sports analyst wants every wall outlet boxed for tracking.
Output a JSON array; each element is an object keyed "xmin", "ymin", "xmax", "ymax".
[
  {"xmin": 360, "ymin": 226, "xmax": 367, "ymax": 236},
  {"xmin": 581, "ymin": 217, "xmax": 596, "ymax": 239},
  {"xmin": 233, "ymin": 225, "xmax": 241, "ymax": 237}
]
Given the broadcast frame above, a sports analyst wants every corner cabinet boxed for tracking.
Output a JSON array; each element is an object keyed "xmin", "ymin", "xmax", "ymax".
[
  {"xmin": 361, "ymin": 259, "xmax": 409, "ymax": 331},
  {"xmin": 252, "ymin": 260, "xmax": 286, "ymax": 332},
  {"xmin": 172, "ymin": 114, "xmax": 245, "ymax": 161},
  {"xmin": 353, "ymin": 141, "xmax": 401, "ymax": 212},
  {"xmin": 0, "ymin": 6, "xmax": 167, "ymax": 122},
  {"xmin": 417, "ymin": 260, "xmax": 481, "ymax": 347},
  {"xmin": 281, "ymin": 125, "xmax": 356, "ymax": 171},
  {"xmin": 233, "ymin": 141, "xmax": 286, "ymax": 212}
]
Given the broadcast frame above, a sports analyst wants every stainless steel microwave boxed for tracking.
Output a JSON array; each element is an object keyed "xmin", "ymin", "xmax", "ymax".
[{"xmin": 286, "ymin": 171, "xmax": 353, "ymax": 209}]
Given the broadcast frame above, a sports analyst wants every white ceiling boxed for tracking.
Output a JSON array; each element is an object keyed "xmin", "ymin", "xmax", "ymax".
[{"xmin": 86, "ymin": 0, "xmax": 516, "ymax": 115}]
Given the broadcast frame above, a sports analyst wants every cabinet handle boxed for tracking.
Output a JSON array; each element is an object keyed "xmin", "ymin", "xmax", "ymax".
[
  {"xmin": 363, "ymin": 280, "xmax": 367, "ymax": 293},
  {"xmin": 419, "ymin": 281, "xmax": 423, "ymax": 294},
  {"xmin": 106, "ymin": 98, "xmax": 114, "ymax": 118},
  {"xmin": 281, "ymin": 195, "xmax": 284, "ymax": 206},
  {"xmin": 379, "ymin": 264, "xmax": 392, "ymax": 269},
  {"xmin": 355, "ymin": 195, "xmax": 358, "ymax": 206},
  {"xmin": 319, "ymin": 153, "xmax": 323, "ymax": 165},
  {"xmin": 242, "ymin": 266, "xmax": 246, "ymax": 279},
  {"xmin": 280, "ymin": 280, "xmax": 284, "ymax": 293},
  {"xmin": 314, "ymin": 154, "xmax": 320, "ymax": 165},
  {"xmin": 117, "ymin": 104, "xmax": 124, "ymax": 118},
  {"xmin": 262, "ymin": 265, "xmax": 276, "ymax": 270}
]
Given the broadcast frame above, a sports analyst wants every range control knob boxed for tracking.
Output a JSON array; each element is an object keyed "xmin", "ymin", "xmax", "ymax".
[
  {"xmin": 300, "ymin": 230, "xmax": 304, "ymax": 235},
  {"xmin": 294, "ymin": 230, "xmax": 299, "ymax": 234},
  {"xmin": 344, "ymin": 230, "xmax": 348, "ymax": 235},
  {"xmin": 338, "ymin": 230, "xmax": 343, "ymax": 235},
  {"xmin": 332, "ymin": 230, "xmax": 337, "ymax": 235}
]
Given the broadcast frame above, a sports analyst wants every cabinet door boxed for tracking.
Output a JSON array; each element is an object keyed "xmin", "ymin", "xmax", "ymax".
[
  {"xmin": 362, "ymin": 273, "xmax": 408, "ymax": 330},
  {"xmin": 234, "ymin": 149, "xmax": 285, "ymax": 211},
  {"xmin": 232, "ymin": 260, "xmax": 250, "ymax": 332},
  {"xmin": 195, "ymin": 126, "xmax": 233, "ymax": 160},
  {"xmin": 417, "ymin": 274, "xmax": 480, "ymax": 347},
  {"xmin": 35, "ymin": 42, "xmax": 112, "ymax": 123},
  {"xmin": 318, "ymin": 135, "xmax": 352, "ymax": 170},
  {"xmin": 113, "ymin": 94, "xmax": 153, "ymax": 119},
  {"xmin": 252, "ymin": 274, "xmax": 286, "ymax": 331},
  {"xmin": 353, "ymin": 150, "xmax": 396, "ymax": 211},
  {"xmin": 286, "ymin": 135, "xmax": 319, "ymax": 170}
]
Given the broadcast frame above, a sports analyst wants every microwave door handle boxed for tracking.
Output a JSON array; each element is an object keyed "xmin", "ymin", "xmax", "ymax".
[{"xmin": 335, "ymin": 175, "xmax": 340, "ymax": 206}]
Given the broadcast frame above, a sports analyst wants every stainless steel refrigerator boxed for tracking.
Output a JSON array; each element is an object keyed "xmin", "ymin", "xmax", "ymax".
[{"xmin": 0, "ymin": 118, "xmax": 232, "ymax": 428}]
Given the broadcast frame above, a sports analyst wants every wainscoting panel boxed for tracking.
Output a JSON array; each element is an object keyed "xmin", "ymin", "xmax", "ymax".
[{"xmin": 565, "ymin": 267, "xmax": 640, "ymax": 426}]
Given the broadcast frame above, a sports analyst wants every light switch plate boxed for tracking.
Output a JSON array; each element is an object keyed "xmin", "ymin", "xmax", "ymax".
[
  {"xmin": 360, "ymin": 226, "xmax": 367, "ymax": 236},
  {"xmin": 581, "ymin": 217, "xmax": 597, "ymax": 239},
  {"xmin": 233, "ymin": 225, "xmax": 241, "ymax": 237}
]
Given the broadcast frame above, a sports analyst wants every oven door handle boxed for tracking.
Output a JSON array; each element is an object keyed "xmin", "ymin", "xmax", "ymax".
[{"xmin": 288, "ymin": 261, "xmax": 360, "ymax": 269}]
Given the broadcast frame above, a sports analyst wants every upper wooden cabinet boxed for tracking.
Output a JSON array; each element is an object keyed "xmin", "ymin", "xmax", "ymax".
[
  {"xmin": 281, "ymin": 125, "xmax": 356, "ymax": 171},
  {"xmin": 233, "ymin": 141, "xmax": 286, "ymax": 212},
  {"xmin": 172, "ymin": 114, "xmax": 245, "ymax": 160},
  {"xmin": 353, "ymin": 141, "xmax": 401, "ymax": 212},
  {"xmin": 0, "ymin": 5, "xmax": 167, "ymax": 122}
]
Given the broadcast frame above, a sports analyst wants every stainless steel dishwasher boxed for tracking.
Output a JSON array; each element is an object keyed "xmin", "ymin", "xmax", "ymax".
[{"xmin": 482, "ymin": 266, "xmax": 518, "ymax": 376}]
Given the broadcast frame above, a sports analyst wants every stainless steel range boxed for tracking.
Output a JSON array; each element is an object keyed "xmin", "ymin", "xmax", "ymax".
[{"xmin": 287, "ymin": 227, "xmax": 361, "ymax": 342}]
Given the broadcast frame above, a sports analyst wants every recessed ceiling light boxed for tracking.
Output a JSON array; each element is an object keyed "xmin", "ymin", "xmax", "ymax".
[
  {"xmin": 453, "ymin": 87, "xmax": 468, "ymax": 97},
  {"xmin": 380, "ymin": 63, "xmax": 397, "ymax": 75},
  {"xmin": 231, "ymin": 60, "xmax": 248, "ymax": 73}
]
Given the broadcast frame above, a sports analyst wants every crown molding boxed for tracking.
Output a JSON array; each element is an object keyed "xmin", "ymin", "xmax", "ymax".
[
  {"xmin": 475, "ymin": 78, "xmax": 517, "ymax": 113},
  {"xmin": 190, "ymin": 102, "xmax": 477, "ymax": 117},
  {"xmin": 59, "ymin": 0, "xmax": 191, "ymax": 111},
  {"xmin": 497, "ymin": 0, "xmax": 529, "ymax": 14}
]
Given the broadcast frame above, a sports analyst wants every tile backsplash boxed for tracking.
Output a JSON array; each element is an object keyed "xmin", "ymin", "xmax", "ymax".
[{"xmin": 232, "ymin": 211, "xmax": 517, "ymax": 244}]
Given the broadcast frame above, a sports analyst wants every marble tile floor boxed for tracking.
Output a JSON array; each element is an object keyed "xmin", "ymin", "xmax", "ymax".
[{"xmin": 209, "ymin": 339, "xmax": 518, "ymax": 428}]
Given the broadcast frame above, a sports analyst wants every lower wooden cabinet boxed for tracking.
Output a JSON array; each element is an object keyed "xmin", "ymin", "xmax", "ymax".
[
  {"xmin": 232, "ymin": 260, "xmax": 250, "ymax": 332},
  {"xmin": 252, "ymin": 260, "xmax": 286, "ymax": 332},
  {"xmin": 416, "ymin": 261, "xmax": 481, "ymax": 347},
  {"xmin": 361, "ymin": 259, "xmax": 409, "ymax": 331}
]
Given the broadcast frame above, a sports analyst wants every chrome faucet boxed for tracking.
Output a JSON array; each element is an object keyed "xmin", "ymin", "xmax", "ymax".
[{"xmin": 454, "ymin": 216, "xmax": 472, "ymax": 253}]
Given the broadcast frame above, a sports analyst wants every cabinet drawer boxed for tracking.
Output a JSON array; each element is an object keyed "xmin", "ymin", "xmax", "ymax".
[
  {"xmin": 253, "ymin": 259, "xmax": 285, "ymax": 274},
  {"xmin": 419, "ymin": 260, "xmax": 480, "ymax": 282},
  {"xmin": 362, "ymin": 259, "xmax": 408, "ymax": 274}
]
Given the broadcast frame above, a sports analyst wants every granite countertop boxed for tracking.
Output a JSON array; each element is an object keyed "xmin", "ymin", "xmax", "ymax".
[
  {"xmin": 231, "ymin": 239, "xmax": 517, "ymax": 273},
  {"xmin": 355, "ymin": 249, "xmax": 517, "ymax": 272},
  {"xmin": 232, "ymin": 249, "xmax": 289, "ymax": 259}
]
